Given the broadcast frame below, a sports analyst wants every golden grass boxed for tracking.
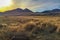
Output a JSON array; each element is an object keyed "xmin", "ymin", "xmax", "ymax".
[
  {"xmin": 0, "ymin": 16, "xmax": 60, "ymax": 40},
  {"xmin": 0, "ymin": 16, "xmax": 60, "ymax": 31}
]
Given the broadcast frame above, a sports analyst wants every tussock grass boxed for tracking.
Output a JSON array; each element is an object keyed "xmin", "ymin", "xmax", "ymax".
[{"xmin": 0, "ymin": 16, "xmax": 60, "ymax": 40}]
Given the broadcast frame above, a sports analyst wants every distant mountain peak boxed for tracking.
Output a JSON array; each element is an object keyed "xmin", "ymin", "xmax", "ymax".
[
  {"xmin": 51, "ymin": 9, "xmax": 60, "ymax": 12},
  {"xmin": 24, "ymin": 8, "xmax": 29, "ymax": 10},
  {"xmin": 5, "ymin": 8, "xmax": 23, "ymax": 12},
  {"xmin": 15, "ymin": 8, "xmax": 23, "ymax": 10},
  {"xmin": 23, "ymin": 8, "xmax": 33, "ymax": 12},
  {"xmin": 13, "ymin": 8, "xmax": 23, "ymax": 12},
  {"xmin": 42, "ymin": 9, "xmax": 60, "ymax": 13},
  {"xmin": 5, "ymin": 8, "xmax": 33, "ymax": 13}
]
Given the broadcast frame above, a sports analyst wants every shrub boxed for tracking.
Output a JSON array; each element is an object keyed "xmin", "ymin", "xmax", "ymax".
[
  {"xmin": 0, "ymin": 24, "xmax": 7, "ymax": 30},
  {"xmin": 0, "ymin": 24, "xmax": 4, "ymax": 29},
  {"xmin": 24, "ymin": 24, "xmax": 36, "ymax": 32},
  {"xmin": 11, "ymin": 31, "xmax": 30, "ymax": 40},
  {"xmin": 41, "ymin": 23, "xmax": 57, "ymax": 34}
]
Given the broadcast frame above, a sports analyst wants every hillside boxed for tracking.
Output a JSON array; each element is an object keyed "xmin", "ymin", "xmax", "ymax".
[{"xmin": 0, "ymin": 8, "xmax": 60, "ymax": 16}]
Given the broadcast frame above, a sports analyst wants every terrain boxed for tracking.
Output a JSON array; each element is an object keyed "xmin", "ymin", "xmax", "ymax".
[
  {"xmin": 0, "ymin": 16, "xmax": 60, "ymax": 40},
  {"xmin": 0, "ymin": 7, "xmax": 60, "ymax": 40},
  {"xmin": 0, "ymin": 8, "xmax": 60, "ymax": 16}
]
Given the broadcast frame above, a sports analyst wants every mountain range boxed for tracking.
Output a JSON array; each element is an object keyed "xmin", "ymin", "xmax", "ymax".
[{"xmin": 0, "ymin": 8, "xmax": 60, "ymax": 16}]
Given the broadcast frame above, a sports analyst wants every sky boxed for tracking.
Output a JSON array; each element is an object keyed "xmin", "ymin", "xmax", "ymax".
[{"xmin": 0, "ymin": 0, "xmax": 60, "ymax": 12}]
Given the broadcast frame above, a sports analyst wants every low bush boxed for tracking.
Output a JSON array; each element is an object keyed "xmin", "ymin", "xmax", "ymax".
[{"xmin": 41, "ymin": 23, "xmax": 57, "ymax": 34}]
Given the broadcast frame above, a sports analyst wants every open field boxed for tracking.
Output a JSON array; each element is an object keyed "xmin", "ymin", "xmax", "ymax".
[
  {"xmin": 0, "ymin": 16, "xmax": 60, "ymax": 29},
  {"xmin": 0, "ymin": 16, "xmax": 60, "ymax": 40}
]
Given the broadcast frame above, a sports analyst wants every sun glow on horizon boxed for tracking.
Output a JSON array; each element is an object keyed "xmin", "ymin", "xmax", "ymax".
[
  {"xmin": 0, "ymin": 0, "xmax": 13, "ymax": 12},
  {"xmin": 0, "ymin": 0, "xmax": 12, "ymax": 8}
]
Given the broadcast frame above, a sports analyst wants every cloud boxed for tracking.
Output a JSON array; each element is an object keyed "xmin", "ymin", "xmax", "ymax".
[{"xmin": 1, "ymin": 0, "xmax": 60, "ymax": 12}]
